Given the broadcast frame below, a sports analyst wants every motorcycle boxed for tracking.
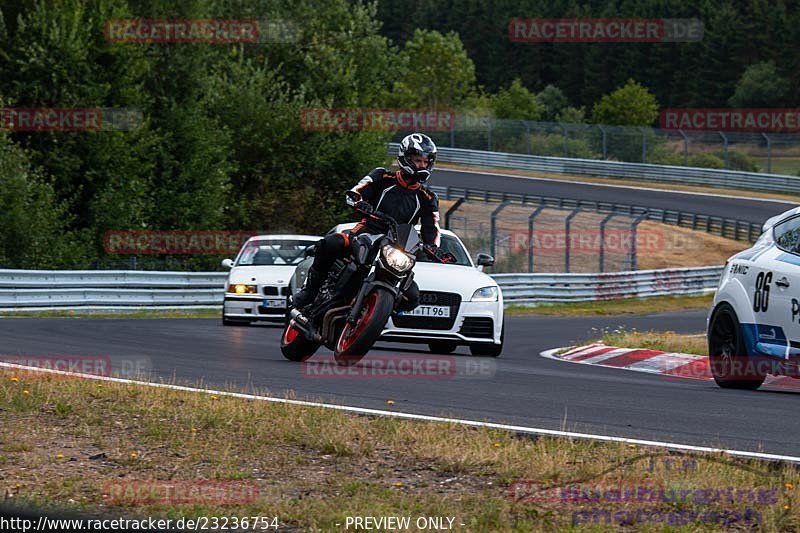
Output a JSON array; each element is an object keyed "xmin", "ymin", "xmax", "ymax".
[{"xmin": 280, "ymin": 204, "xmax": 453, "ymax": 366}]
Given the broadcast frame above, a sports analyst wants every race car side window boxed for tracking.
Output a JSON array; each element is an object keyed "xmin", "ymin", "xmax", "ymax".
[{"xmin": 774, "ymin": 215, "xmax": 800, "ymax": 255}]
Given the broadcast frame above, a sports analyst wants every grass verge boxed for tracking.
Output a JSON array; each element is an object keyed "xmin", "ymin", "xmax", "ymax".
[
  {"xmin": 599, "ymin": 329, "xmax": 708, "ymax": 356},
  {"xmin": 1, "ymin": 368, "xmax": 797, "ymax": 531},
  {"xmin": 506, "ymin": 294, "xmax": 714, "ymax": 317}
]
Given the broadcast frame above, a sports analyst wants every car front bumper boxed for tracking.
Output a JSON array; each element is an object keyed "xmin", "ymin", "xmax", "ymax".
[
  {"xmin": 223, "ymin": 294, "xmax": 286, "ymax": 321},
  {"xmin": 380, "ymin": 299, "xmax": 502, "ymax": 345}
]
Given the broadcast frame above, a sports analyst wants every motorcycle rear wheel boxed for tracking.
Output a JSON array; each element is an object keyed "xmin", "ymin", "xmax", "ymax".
[{"xmin": 280, "ymin": 319, "xmax": 321, "ymax": 362}]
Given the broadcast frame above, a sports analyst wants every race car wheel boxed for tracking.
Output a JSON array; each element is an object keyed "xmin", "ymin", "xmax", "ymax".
[
  {"xmin": 708, "ymin": 303, "xmax": 765, "ymax": 390},
  {"xmin": 428, "ymin": 341, "xmax": 458, "ymax": 354},
  {"xmin": 469, "ymin": 322, "xmax": 504, "ymax": 357}
]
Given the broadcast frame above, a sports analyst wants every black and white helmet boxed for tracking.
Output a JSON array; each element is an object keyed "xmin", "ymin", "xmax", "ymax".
[{"xmin": 397, "ymin": 133, "xmax": 437, "ymax": 184}]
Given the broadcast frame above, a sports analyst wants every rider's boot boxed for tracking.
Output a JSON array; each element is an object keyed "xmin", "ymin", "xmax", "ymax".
[{"xmin": 293, "ymin": 267, "xmax": 325, "ymax": 308}]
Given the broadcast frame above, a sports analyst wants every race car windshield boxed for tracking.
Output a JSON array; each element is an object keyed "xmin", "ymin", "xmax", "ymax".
[
  {"xmin": 416, "ymin": 235, "xmax": 472, "ymax": 266},
  {"xmin": 236, "ymin": 240, "xmax": 316, "ymax": 266}
]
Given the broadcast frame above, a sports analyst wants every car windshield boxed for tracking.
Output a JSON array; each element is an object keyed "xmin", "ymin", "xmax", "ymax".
[
  {"xmin": 236, "ymin": 240, "xmax": 316, "ymax": 266},
  {"xmin": 416, "ymin": 235, "xmax": 472, "ymax": 266}
]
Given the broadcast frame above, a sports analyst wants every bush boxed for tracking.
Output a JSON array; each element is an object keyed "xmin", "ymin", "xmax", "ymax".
[
  {"xmin": 715, "ymin": 151, "xmax": 761, "ymax": 172},
  {"xmin": 687, "ymin": 153, "xmax": 725, "ymax": 169}
]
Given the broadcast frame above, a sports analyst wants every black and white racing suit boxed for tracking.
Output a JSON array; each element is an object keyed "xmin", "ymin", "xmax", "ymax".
[{"xmin": 303, "ymin": 167, "xmax": 442, "ymax": 311}]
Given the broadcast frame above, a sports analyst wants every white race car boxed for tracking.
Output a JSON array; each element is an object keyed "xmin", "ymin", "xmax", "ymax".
[
  {"xmin": 222, "ymin": 234, "xmax": 321, "ymax": 326},
  {"xmin": 291, "ymin": 224, "xmax": 504, "ymax": 356},
  {"xmin": 708, "ymin": 206, "xmax": 800, "ymax": 388}
]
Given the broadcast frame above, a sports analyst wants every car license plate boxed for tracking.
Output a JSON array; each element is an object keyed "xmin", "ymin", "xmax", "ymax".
[
  {"xmin": 403, "ymin": 305, "xmax": 450, "ymax": 318},
  {"xmin": 262, "ymin": 299, "xmax": 286, "ymax": 308}
]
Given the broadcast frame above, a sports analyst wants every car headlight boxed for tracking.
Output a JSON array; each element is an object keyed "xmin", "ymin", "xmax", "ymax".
[
  {"xmin": 382, "ymin": 244, "xmax": 415, "ymax": 273},
  {"xmin": 471, "ymin": 286, "xmax": 498, "ymax": 302},
  {"xmin": 228, "ymin": 284, "xmax": 257, "ymax": 294}
]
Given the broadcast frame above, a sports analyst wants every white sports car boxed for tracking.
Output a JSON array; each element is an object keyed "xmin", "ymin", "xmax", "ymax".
[
  {"xmin": 222, "ymin": 234, "xmax": 321, "ymax": 325},
  {"xmin": 708, "ymin": 206, "xmax": 800, "ymax": 388},
  {"xmin": 291, "ymin": 224, "xmax": 504, "ymax": 356}
]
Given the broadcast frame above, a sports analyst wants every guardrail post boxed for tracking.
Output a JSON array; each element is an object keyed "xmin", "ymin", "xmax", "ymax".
[
  {"xmin": 599, "ymin": 212, "xmax": 617, "ymax": 273},
  {"xmin": 444, "ymin": 198, "xmax": 465, "ymax": 230},
  {"xmin": 679, "ymin": 129, "xmax": 689, "ymax": 165},
  {"xmin": 628, "ymin": 211, "xmax": 649, "ymax": 270},
  {"xmin": 490, "ymin": 202, "xmax": 510, "ymax": 261},
  {"xmin": 762, "ymin": 133, "xmax": 772, "ymax": 173},
  {"xmin": 527, "ymin": 205, "xmax": 546, "ymax": 273},
  {"xmin": 719, "ymin": 131, "xmax": 729, "ymax": 169},
  {"xmin": 565, "ymin": 207, "xmax": 582, "ymax": 273},
  {"xmin": 691, "ymin": 213, "xmax": 697, "ymax": 230},
  {"xmin": 734, "ymin": 220, "xmax": 741, "ymax": 241}
]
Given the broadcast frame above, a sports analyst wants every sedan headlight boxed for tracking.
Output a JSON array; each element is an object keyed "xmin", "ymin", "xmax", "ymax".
[
  {"xmin": 382, "ymin": 244, "xmax": 415, "ymax": 273},
  {"xmin": 228, "ymin": 284, "xmax": 257, "ymax": 294},
  {"xmin": 471, "ymin": 286, "xmax": 498, "ymax": 302}
]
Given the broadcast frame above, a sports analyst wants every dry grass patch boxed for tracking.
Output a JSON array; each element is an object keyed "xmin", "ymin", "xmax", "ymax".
[
  {"xmin": 1, "ymin": 369, "xmax": 798, "ymax": 531},
  {"xmin": 507, "ymin": 294, "xmax": 714, "ymax": 317},
  {"xmin": 599, "ymin": 329, "xmax": 708, "ymax": 356}
]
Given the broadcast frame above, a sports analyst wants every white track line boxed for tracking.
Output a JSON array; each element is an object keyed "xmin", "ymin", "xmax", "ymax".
[
  {"xmin": 3, "ymin": 359, "xmax": 800, "ymax": 465},
  {"xmin": 439, "ymin": 168, "xmax": 798, "ymax": 205}
]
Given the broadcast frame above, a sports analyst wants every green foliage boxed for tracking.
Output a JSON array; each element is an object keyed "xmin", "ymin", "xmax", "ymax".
[
  {"xmin": 592, "ymin": 79, "xmax": 660, "ymax": 127},
  {"xmin": 490, "ymin": 79, "xmax": 542, "ymax": 121},
  {"xmin": 728, "ymin": 61, "xmax": 790, "ymax": 108},
  {"xmin": 393, "ymin": 29, "xmax": 476, "ymax": 109},
  {"xmin": 717, "ymin": 150, "xmax": 761, "ymax": 172},
  {"xmin": 555, "ymin": 106, "xmax": 586, "ymax": 124},
  {"xmin": 537, "ymin": 85, "xmax": 568, "ymax": 122},
  {"xmin": 687, "ymin": 153, "xmax": 725, "ymax": 169}
]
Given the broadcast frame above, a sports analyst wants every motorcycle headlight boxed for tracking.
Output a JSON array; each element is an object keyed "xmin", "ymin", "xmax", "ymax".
[
  {"xmin": 229, "ymin": 284, "xmax": 257, "ymax": 294},
  {"xmin": 382, "ymin": 244, "xmax": 415, "ymax": 273},
  {"xmin": 471, "ymin": 286, "xmax": 498, "ymax": 302}
]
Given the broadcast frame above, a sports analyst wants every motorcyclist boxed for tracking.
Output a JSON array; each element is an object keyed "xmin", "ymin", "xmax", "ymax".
[{"xmin": 293, "ymin": 133, "xmax": 448, "ymax": 310}]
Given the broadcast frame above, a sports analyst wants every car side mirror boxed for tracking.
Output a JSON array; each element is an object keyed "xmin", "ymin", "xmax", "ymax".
[
  {"xmin": 476, "ymin": 253, "xmax": 494, "ymax": 267},
  {"xmin": 221, "ymin": 258, "xmax": 234, "ymax": 269},
  {"xmin": 304, "ymin": 245, "xmax": 316, "ymax": 258}
]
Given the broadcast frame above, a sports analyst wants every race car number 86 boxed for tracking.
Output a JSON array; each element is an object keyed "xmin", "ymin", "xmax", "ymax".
[{"xmin": 753, "ymin": 271, "xmax": 772, "ymax": 313}]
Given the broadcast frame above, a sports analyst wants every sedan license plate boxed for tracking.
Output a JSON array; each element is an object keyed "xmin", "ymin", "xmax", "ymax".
[
  {"xmin": 262, "ymin": 299, "xmax": 286, "ymax": 308},
  {"xmin": 404, "ymin": 305, "xmax": 450, "ymax": 318}
]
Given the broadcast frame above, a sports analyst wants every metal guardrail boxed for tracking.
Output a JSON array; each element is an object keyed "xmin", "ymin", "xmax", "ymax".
[
  {"xmin": 494, "ymin": 265, "xmax": 724, "ymax": 304},
  {"xmin": 388, "ymin": 143, "xmax": 800, "ymax": 195},
  {"xmin": 0, "ymin": 270, "xmax": 227, "ymax": 309},
  {"xmin": 427, "ymin": 185, "xmax": 762, "ymax": 243},
  {"xmin": 0, "ymin": 268, "xmax": 722, "ymax": 310}
]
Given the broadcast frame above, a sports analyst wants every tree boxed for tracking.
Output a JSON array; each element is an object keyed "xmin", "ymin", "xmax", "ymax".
[
  {"xmin": 491, "ymin": 78, "xmax": 542, "ymax": 121},
  {"xmin": 537, "ymin": 85, "xmax": 568, "ymax": 122},
  {"xmin": 728, "ymin": 61, "xmax": 790, "ymax": 107},
  {"xmin": 392, "ymin": 29, "xmax": 476, "ymax": 109},
  {"xmin": 591, "ymin": 79, "xmax": 659, "ymax": 126}
]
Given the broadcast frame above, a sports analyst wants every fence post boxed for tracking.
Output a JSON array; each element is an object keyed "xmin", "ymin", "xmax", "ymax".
[
  {"xmin": 599, "ymin": 125, "xmax": 607, "ymax": 158},
  {"xmin": 527, "ymin": 205, "xmax": 546, "ymax": 273},
  {"xmin": 641, "ymin": 130, "xmax": 647, "ymax": 162},
  {"xmin": 719, "ymin": 131, "xmax": 729, "ymax": 169},
  {"xmin": 628, "ymin": 211, "xmax": 649, "ymax": 271},
  {"xmin": 450, "ymin": 119, "xmax": 455, "ymax": 148},
  {"xmin": 490, "ymin": 202, "xmax": 510, "ymax": 260},
  {"xmin": 762, "ymin": 133, "xmax": 772, "ymax": 173},
  {"xmin": 599, "ymin": 212, "xmax": 617, "ymax": 273},
  {"xmin": 444, "ymin": 198, "xmax": 465, "ymax": 230},
  {"xmin": 561, "ymin": 123, "xmax": 568, "ymax": 157},
  {"xmin": 565, "ymin": 207, "xmax": 582, "ymax": 273},
  {"xmin": 487, "ymin": 118, "xmax": 493, "ymax": 151},
  {"xmin": 525, "ymin": 122, "xmax": 531, "ymax": 155},
  {"xmin": 679, "ymin": 129, "xmax": 689, "ymax": 165}
]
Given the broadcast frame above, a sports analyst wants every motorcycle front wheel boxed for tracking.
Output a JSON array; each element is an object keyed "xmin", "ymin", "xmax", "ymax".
[{"xmin": 334, "ymin": 287, "xmax": 394, "ymax": 366}]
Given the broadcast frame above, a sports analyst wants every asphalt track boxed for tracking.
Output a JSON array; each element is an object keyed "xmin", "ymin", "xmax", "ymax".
[
  {"xmin": 3, "ymin": 311, "xmax": 800, "ymax": 457},
  {"xmin": 435, "ymin": 169, "xmax": 795, "ymax": 226}
]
